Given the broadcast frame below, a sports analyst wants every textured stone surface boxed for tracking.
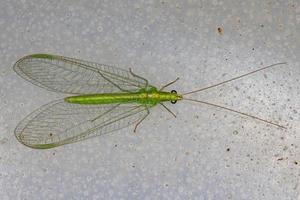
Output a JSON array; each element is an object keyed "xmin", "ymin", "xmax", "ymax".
[{"xmin": 0, "ymin": 0, "xmax": 299, "ymax": 199}]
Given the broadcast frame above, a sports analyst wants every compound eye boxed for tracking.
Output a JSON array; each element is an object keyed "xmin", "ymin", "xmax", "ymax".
[{"xmin": 171, "ymin": 90, "xmax": 177, "ymax": 104}]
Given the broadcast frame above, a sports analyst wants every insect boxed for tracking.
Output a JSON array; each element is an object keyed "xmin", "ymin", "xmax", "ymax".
[{"xmin": 14, "ymin": 54, "xmax": 286, "ymax": 149}]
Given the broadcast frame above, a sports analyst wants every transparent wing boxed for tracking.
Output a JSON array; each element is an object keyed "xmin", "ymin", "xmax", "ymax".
[
  {"xmin": 15, "ymin": 100, "xmax": 148, "ymax": 149},
  {"xmin": 13, "ymin": 54, "xmax": 148, "ymax": 94}
]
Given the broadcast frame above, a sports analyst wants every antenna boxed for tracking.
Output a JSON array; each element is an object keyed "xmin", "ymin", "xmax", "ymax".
[
  {"xmin": 180, "ymin": 62, "xmax": 287, "ymax": 129},
  {"xmin": 183, "ymin": 62, "xmax": 287, "ymax": 95},
  {"xmin": 183, "ymin": 97, "xmax": 286, "ymax": 129}
]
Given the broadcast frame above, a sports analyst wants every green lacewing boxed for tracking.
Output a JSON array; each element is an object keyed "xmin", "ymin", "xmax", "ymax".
[{"xmin": 14, "ymin": 54, "xmax": 286, "ymax": 149}]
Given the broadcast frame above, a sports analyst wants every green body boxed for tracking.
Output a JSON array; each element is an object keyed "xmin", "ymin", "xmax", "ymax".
[{"xmin": 65, "ymin": 87, "xmax": 182, "ymax": 105}]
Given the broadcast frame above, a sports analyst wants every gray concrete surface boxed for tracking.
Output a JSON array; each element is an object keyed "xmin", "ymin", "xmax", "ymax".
[{"xmin": 0, "ymin": 0, "xmax": 299, "ymax": 199}]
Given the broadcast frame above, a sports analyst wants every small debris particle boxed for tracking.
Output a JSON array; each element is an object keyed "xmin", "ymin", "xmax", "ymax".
[
  {"xmin": 217, "ymin": 27, "xmax": 224, "ymax": 35},
  {"xmin": 0, "ymin": 138, "xmax": 8, "ymax": 145},
  {"xmin": 277, "ymin": 157, "xmax": 284, "ymax": 161},
  {"xmin": 294, "ymin": 161, "xmax": 298, "ymax": 165},
  {"xmin": 233, "ymin": 130, "xmax": 239, "ymax": 135},
  {"xmin": 226, "ymin": 148, "xmax": 230, "ymax": 152}
]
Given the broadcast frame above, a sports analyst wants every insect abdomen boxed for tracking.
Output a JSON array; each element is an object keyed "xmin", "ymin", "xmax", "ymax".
[{"xmin": 65, "ymin": 93, "xmax": 141, "ymax": 104}]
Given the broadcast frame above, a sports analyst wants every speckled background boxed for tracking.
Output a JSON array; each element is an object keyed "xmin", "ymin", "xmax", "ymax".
[{"xmin": 0, "ymin": 0, "xmax": 299, "ymax": 199}]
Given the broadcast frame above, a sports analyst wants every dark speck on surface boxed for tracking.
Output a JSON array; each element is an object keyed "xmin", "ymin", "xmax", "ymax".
[
  {"xmin": 217, "ymin": 27, "xmax": 224, "ymax": 35},
  {"xmin": 233, "ymin": 130, "xmax": 239, "ymax": 135}
]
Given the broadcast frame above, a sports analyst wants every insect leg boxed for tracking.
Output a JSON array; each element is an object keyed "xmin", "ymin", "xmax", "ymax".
[
  {"xmin": 133, "ymin": 106, "xmax": 150, "ymax": 132},
  {"xmin": 90, "ymin": 104, "xmax": 121, "ymax": 122},
  {"xmin": 129, "ymin": 68, "xmax": 149, "ymax": 89},
  {"xmin": 159, "ymin": 77, "xmax": 179, "ymax": 91},
  {"xmin": 160, "ymin": 103, "xmax": 176, "ymax": 118},
  {"xmin": 97, "ymin": 71, "xmax": 132, "ymax": 92}
]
